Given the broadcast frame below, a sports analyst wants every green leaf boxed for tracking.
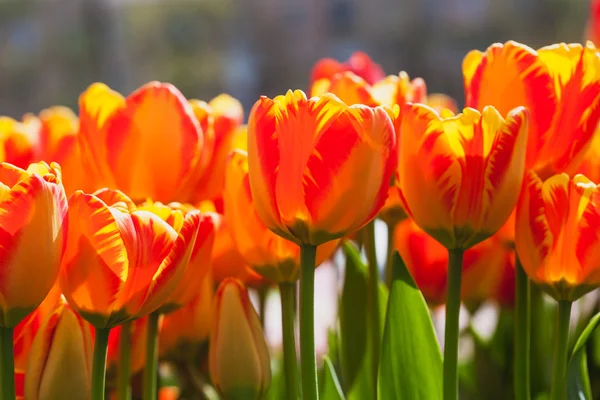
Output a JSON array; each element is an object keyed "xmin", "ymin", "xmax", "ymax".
[
  {"xmin": 567, "ymin": 312, "xmax": 600, "ymax": 400},
  {"xmin": 339, "ymin": 241, "xmax": 369, "ymax": 391},
  {"xmin": 322, "ymin": 356, "xmax": 346, "ymax": 400},
  {"xmin": 378, "ymin": 252, "xmax": 443, "ymax": 400}
]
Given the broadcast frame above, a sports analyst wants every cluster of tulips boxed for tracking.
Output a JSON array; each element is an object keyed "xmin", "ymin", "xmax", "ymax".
[{"xmin": 4, "ymin": 13, "xmax": 600, "ymax": 400}]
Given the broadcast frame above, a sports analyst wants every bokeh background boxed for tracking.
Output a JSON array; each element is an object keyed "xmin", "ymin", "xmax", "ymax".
[{"xmin": 0, "ymin": 0, "xmax": 592, "ymax": 118}]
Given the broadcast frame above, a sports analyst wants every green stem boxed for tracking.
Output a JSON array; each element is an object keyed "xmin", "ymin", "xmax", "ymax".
[
  {"xmin": 384, "ymin": 221, "xmax": 397, "ymax": 289},
  {"xmin": 443, "ymin": 248, "xmax": 464, "ymax": 400},
  {"xmin": 299, "ymin": 244, "xmax": 318, "ymax": 400},
  {"xmin": 258, "ymin": 286, "xmax": 268, "ymax": 328},
  {"xmin": 550, "ymin": 300, "xmax": 572, "ymax": 400},
  {"xmin": 117, "ymin": 322, "xmax": 132, "ymax": 400},
  {"xmin": 143, "ymin": 312, "xmax": 161, "ymax": 400},
  {"xmin": 514, "ymin": 258, "xmax": 531, "ymax": 400},
  {"xmin": 0, "ymin": 327, "xmax": 14, "ymax": 400},
  {"xmin": 280, "ymin": 283, "xmax": 299, "ymax": 400},
  {"xmin": 91, "ymin": 327, "xmax": 110, "ymax": 400},
  {"xmin": 364, "ymin": 221, "xmax": 381, "ymax": 390}
]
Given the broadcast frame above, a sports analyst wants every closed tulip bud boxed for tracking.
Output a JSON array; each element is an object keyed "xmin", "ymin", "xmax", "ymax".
[
  {"xmin": 209, "ymin": 278, "xmax": 271, "ymax": 400},
  {"xmin": 248, "ymin": 90, "xmax": 396, "ymax": 246},
  {"xmin": 399, "ymin": 103, "xmax": 528, "ymax": 250},
  {"xmin": 516, "ymin": 172, "xmax": 600, "ymax": 301},
  {"xmin": 25, "ymin": 298, "xmax": 93, "ymax": 400},
  {"xmin": 0, "ymin": 161, "xmax": 67, "ymax": 327}
]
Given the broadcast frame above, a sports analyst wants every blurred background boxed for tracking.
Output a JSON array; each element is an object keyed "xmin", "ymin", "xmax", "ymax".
[{"xmin": 0, "ymin": 0, "xmax": 592, "ymax": 118}]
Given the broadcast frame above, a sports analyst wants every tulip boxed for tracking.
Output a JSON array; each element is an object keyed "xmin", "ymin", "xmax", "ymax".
[
  {"xmin": 398, "ymin": 103, "xmax": 527, "ymax": 400},
  {"xmin": 78, "ymin": 81, "xmax": 204, "ymax": 203},
  {"xmin": 159, "ymin": 271, "xmax": 213, "ymax": 360},
  {"xmin": 394, "ymin": 219, "xmax": 514, "ymax": 307},
  {"xmin": 515, "ymin": 172, "xmax": 600, "ymax": 399},
  {"xmin": 585, "ymin": 0, "xmax": 600, "ymax": 47},
  {"xmin": 310, "ymin": 51, "xmax": 385, "ymax": 87},
  {"xmin": 209, "ymin": 279, "xmax": 271, "ymax": 400},
  {"xmin": 463, "ymin": 41, "xmax": 600, "ymax": 178},
  {"xmin": 24, "ymin": 298, "xmax": 93, "ymax": 400},
  {"xmin": 399, "ymin": 103, "xmax": 528, "ymax": 250},
  {"xmin": 59, "ymin": 188, "xmax": 200, "ymax": 400},
  {"xmin": 576, "ymin": 129, "xmax": 600, "ymax": 184},
  {"xmin": 248, "ymin": 90, "xmax": 396, "ymax": 246}
]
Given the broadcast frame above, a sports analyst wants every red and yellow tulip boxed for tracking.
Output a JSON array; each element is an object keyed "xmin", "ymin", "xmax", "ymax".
[
  {"xmin": 247, "ymin": 90, "xmax": 396, "ymax": 245},
  {"xmin": 209, "ymin": 278, "xmax": 271, "ymax": 400},
  {"xmin": 59, "ymin": 189, "xmax": 200, "ymax": 328},
  {"xmin": 463, "ymin": 41, "xmax": 600, "ymax": 178},
  {"xmin": 0, "ymin": 162, "xmax": 67, "ymax": 327},
  {"xmin": 24, "ymin": 298, "xmax": 93, "ymax": 400},
  {"xmin": 310, "ymin": 51, "xmax": 385, "ymax": 87},
  {"xmin": 398, "ymin": 103, "xmax": 528, "ymax": 250},
  {"xmin": 516, "ymin": 172, "xmax": 600, "ymax": 301}
]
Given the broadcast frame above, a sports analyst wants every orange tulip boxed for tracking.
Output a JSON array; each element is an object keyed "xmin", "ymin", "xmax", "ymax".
[
  {"xmin": 106, "ymin": 316, "xmax": 153, "ymax": 376},
  {"xmin": 395, "ymin": 219, "xmax": 515, "ymax": 306},
  {"xmin": 78, "ymin": 81, "xmax": 204, "ymax": 203},
  {"xmin": 137, "ymin": 201, "xmax": 217, "ymax": 311},
  {"xmin": 13, "ymin": 284, "xmax": 62, "ymax": 372},
  {"xmin": 576, "ymin": 129, "xmax": 600, "ymax": 184},
  {"xmin": 248, "ymin": 90, "xmax": 396, "ymax": 246},
  {"xmin": 0, "ymin": 162, "xmax": 67, "ymax": 327},
  {"xmin": 310, "ymin": 51, "xmax": 385, "ymax": 87},
  {"xmin": 516, "ymin": 172, "xmax": 600, "ymax": 301},
  {"xmin": 159, "ymin": 271, "xmax": 213, "ymax": 359},
  {"xmin": 24, "ymin": 298, "xmax": 93, "ymax": 400},
  {"xmin": 0, "ymin": 117, "xmax": 37, "ymax": 168},
  {"xmin": 399, "ymin": 103, "xmax": 528, "ymax": 250},
  {"xmin": 59, "ymin": 189, "xmax": 200, "ymax": 328},
  {"xmin": 463, "ymin": 41, "xmax": 600, "ymax": 178},
  {"xmin": 224, "ymin": 150, "xmax": 339, "ymax": 282},
  {"xmin": 209, "ymin": 278, "xmax": 271, "ymax": 400}
]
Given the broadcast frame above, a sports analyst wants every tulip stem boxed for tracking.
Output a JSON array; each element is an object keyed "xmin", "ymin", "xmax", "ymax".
[
  {"xmin": 0, "ymin": 327, "xmax": 15, "ymax": 400},
  {"xmin": 384, "ymin": 221, "xmax": 397, "ymax": 289},
  {"xmin": 364, "ymin": 220, "xmax": 380, "ymax": 391},
  {"xmin": 91, "ymin": 327, "xmax": 110, "ymax": 400},
  {"xmin": 514, "ymin": 258, "xmax": 531, "ymax": 400},
  {"xmin": 299, "ymin": 244, "xmax": 318, "ymax": 400},
  {"xmin": 280, "ymin": 283, "xmax": 300, "ymax": 400},
  {"xmin": 550, "ymin": 300, "xmax": 572, "ymax": 400},
  {"xmin": 117, "ymin": 322, "xmax": 132, "ymax": 400},
  {"xmin": 143, "ymin": 312, "xmax": 161, "ymax": 400},
  {"xmin": 443, "ymin": 248, "xmax": 463, "ymax": 400}
]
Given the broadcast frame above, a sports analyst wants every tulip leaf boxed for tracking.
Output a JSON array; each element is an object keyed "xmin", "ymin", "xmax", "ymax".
[
  {"xmin": 378, "ymin": 252, "xmax": 443, "ymax": 400},
  {"xmin": 322, "ymin": 355, "xmax": 346, "ymax": 400},
  {"xmin": 567, "ymin": 312, "xmax": 600, "ymax": 400}
]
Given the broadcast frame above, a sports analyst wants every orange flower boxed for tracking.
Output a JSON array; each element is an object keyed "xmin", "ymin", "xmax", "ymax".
[
  {"xmin": 13, "ymin": 284, "xmax": 62, "ymax": 372},
  {"xmin": 310, "ymin": 51, "xmax": 385, "ymax": 87},
  {"xmin": 78, "ymin": 81, "xmax": 204, "ymax": 203},
  {"xmin": 0, "ymin": 117, "xmax": 37, "ymax": 168},
  {"xmin": 0, "ymin": 162, "xmax": 67, "ymax": 327},
  {"xmin": 106, "ymin": 316, "xmax": 153, "ymax": 376},
  {"xmin": 516, "ymin": 172, "xmax": 600, "ymax": 301},
  {"xmin": 395, "ymin": 219, "xmax": 515, "ymax": 306},
  {"xmin": 463, "ymin": 41, "xmax": 600, "ymax": 178},
  {"xmin": 159, "ymin": 272, "xmax": 213, "ymax": 359},
  {"xmin": 59, "ymin": 189, "xmax": 200, "ymax": 328},
  {"xmin": 248, "ymin": 90, "xmax": 396, "ymax": 245},
  {"xmin": 137, "ymin": 200, "xmax": 218, "ymax": 311},
  {"xmin": 576, "ymin": 129, "xmax": 600, "ymax": 184},
  {"xmin": 224, "ymin": 150, "xmax": 339, "ymax": 282},
  {"xmin": 209, "ymin": 278, "xmax": 271, "ymax": 400},
  {"xmin": 399, "ymin": 103, "xmax": 528, "ymax": 250},
  {"xmin": 24, "ymin": 298, "xmax": 93, "ymax": 400}
]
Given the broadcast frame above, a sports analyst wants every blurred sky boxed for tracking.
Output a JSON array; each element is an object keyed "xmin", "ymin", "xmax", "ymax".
[{"xmin": 0, "ymin": 0, "xmax": 592, "ymax": 118}]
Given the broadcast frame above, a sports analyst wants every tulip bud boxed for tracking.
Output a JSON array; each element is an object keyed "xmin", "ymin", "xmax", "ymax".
[
  {"xmin": 209, "ymin": 278, "xmax": 271, "ymax": 399},
  {"xmin": 25, "ymin": 298, "xmax": 93, "ymax": 400}
]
